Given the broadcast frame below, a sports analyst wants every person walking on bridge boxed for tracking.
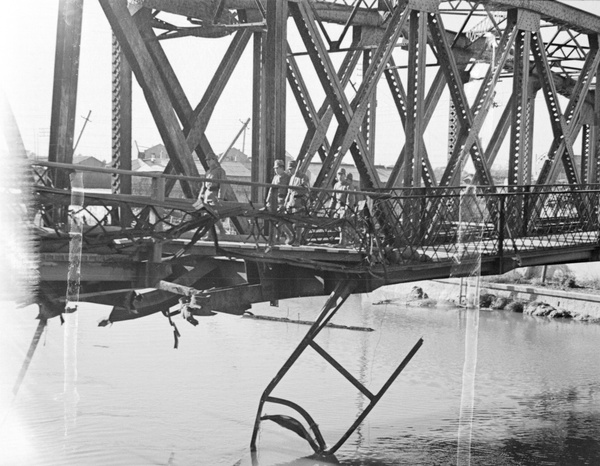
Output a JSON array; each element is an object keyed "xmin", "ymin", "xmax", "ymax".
[
  {"xmin": 193, "ymin": 152, "xmax": 227, "ymax": 235},
  {"xmin": 331, "ymin": 169, "xmax": 355, "ymax": 247},
  {"xmin": 285, "ymin": 160, "xmax": 311, "ymax": 245},
  {"xmin": 266, "ymin": 159, "xmax": 293, "ymax": 244}
]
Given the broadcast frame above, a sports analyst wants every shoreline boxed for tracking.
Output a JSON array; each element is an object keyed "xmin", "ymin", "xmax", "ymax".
[{"xmin": 378, "ymin": 278, "xmax": 600, "ymax": 322}]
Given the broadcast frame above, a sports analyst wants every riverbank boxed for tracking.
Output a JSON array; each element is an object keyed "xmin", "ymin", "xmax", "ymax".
[{"xmin": 376, "ymin": 278, "xmax": 600, "ymax": 322}]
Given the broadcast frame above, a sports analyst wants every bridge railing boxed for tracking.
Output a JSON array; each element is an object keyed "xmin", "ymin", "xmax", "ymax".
[
  {"xmin": 31, "ymin": 161, "xmax": 600, "ymax": 266},
  {"xmin": 373, "ymin": 185, "xmax": 600, "ymax": 265}
]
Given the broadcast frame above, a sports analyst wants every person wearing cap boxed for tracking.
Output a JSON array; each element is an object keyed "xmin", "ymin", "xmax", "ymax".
[
  {"xmin": 331, "ymin": 168, "xmax": 355, "ymax": 246},
  {"xmin": 266, "ymin": 159, "xmax": 290, "ymax": 211},
  {"xmin": 193, "ymin": 152, "xmax": 226, "ymax": 206},
  {"xmin": 266, "ymin": 159, "xmax": 294, "ymax": 244},
  {"xmin": 194, "ymin": 152, "xmax": 227, "ymax": 234},
  {"xmin": 285, "ymin": 160, "xmax": 310, "ymax": 214},
  {"xmin": 285, "ymin": 159, "xmax": 311, "ymax": 245},
  {"xmin": 330, "ymin": 168, "xmax": 349, "ymax": 216},
  {"xmin": 286, "ymin": 160, "xmax": 297, "ymax": 178}
]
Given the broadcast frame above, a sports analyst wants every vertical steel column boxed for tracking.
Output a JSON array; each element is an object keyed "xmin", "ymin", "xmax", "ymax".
[
  {"xmin": 534, "ymin": 33, "xmax": 599, "ymax": 186},
  {"xmin": 100, "ymin": 0, "xmax": 199, "ymax": 198},
  {"xmin": 592, "ymin": 65, "xmax": 600, "ymax": 185},
  {"xmin": 251, "ymin": 31, "xmax": 266, "ymax": 202},
  {"xmin": 362, "ymin": 49, "xmax": 376, "ymax": 162},
  {"xmin": 522, "ymin": 91, "xmax": 536, "ymax": 184},
  {"xmin": 404, "ymin": 8, "xmax": 428, "ymax": 187},
  {"xmin": 111, "ymin": 33, "xmax": 133, "ymax": 226},
  {"xmin": 48, "ymin": 0, "xmax": 84, "ymax": 190},
  {"xmin": 264, "ymin": 0, "xmax": 287, "ymax": 174},
  {"xmin": 448, "ymin": 100, "xmax": 458, "ymax": 163},
  {"xmin": 508, "ymin": 25, "xmax": 532, "ymax": 187},
  {"xmin": 581, "ymin": 124, "xmax": 591, "ymax": 184}
]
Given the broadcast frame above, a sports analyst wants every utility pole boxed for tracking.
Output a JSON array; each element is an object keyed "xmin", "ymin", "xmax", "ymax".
[
  {"xmin": 219, "ymin": 118, "xmax": 251, "ymax": 163},
  {"xmin": 72, "ymin": 110, "xmax": 92, "ymax": 155}
]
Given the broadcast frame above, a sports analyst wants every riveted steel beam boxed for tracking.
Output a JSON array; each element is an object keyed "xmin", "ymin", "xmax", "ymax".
[
  {"xmin": 432, "ymin": 10, "xmax": 510, "ymax": 187},
  {"xmin": 291, "ymin": 0, "xmax": 380, "ymax": 191},
  {"xmin": 386, "ymin": 66, "xmax": 450, "ymax": 188},
  {"xmin": 185, "ymin": 29, "xmax": 253, "ymax": 152},
  {"xmin": 133, "ymin": 8, "xmax": 225, "ymax": 200},
  {"xmin": 251, "ymin": 31, "xmax": 266, "ymax": 202},
  {"xmin": 404, "ymin": 9, "xmax": 428, "ymax": 187},
  {"xmin": 383, "ymin": 56, "xmax": 437, "ymax": 188},
  {"xmin": 99, "ymin": 0, "xmax": 199, "ymax": 198},
  {"xmin": 131, "ymin": 11, "xmax": 250, "ymax": 232},
  {"xmin": 141, "ymin": 0, "xmax": 387, "ymax": 29},
  {"xmin": 581, "ymin": 124, "xmax": 591, "ymax": 184},
  {"xmin": 286, "ymin": 45, "xmax": 331, "ymax": 162},
  {"xmin": 508, "ymin": 28, "xmax": 532, "ymax": 187},
  {"xmin": 535, "ymin": 34, "xmax": 600, "ymax": 186},
  {"xmin": 296, "ymin": 39, "xmax": 362, "ymax": 175},
  {"xmin": 111, "ymin": 33, "xmax": 133, "ymax": 228},
  {"xmin": 362, "ymin": 49, "xmax": 377, "ymax": 165},
  {"xmin": 48, "ymin": 0, "xmax": 84, "ymax": 190},
  {"xmin": 484, "ymin": 94, "xmax": 513, "ymax": 168},
  {"xmin": 334, "ymin": 5, "xmax": 410, "ymax": 162},
  {"xmin": 263, "ymin": 0, "xmax": 287, "ymax": 177},
  {"xmin": 111, "ymin": 34, "xmax": 132, "ymax": 198},
  {"xmin": 489, "ymin": 0, "xmax": 600, "ymax": 35},
  {"xmin": 592, "ymin": 66, "xmax": 600, "ymax": 184}
]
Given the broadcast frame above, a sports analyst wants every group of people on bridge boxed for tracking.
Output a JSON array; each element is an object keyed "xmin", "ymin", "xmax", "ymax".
[{"xmin": 193, "ymin": 153, "xmax": 359, "ymax": 247}]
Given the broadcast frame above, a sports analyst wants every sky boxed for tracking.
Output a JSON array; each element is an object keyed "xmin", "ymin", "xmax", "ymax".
[{"xmin": 2, "ymin": 1, "xmax": 600, "ymax": 169}]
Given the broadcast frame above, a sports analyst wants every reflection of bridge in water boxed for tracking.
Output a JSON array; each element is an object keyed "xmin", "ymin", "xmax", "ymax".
[{"xmin": 15, "ymin": 0, "xmax": 600, "ymax": 457}]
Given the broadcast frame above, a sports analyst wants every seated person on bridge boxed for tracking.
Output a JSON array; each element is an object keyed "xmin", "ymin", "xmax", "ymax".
[
  {"xmin": 193, "ymin": 152, "xmax": 226, "ymax": 235},
  {"xmin": 266, "ymin": 159, "xmax": 293, "ymax": 244}
]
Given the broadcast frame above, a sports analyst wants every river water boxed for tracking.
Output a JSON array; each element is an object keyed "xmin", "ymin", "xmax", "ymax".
[{"xmin": 1, "ymin": 285, "xmax": 600, "ymax": 466}]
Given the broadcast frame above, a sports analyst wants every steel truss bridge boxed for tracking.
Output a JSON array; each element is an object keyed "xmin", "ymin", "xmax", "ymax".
[{"xmin": 18, "ymin": 0, "xmax": 600, "ymax": 457}]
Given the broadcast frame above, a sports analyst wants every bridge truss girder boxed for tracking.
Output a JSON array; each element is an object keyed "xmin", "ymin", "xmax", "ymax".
[
  {"xmin": 37, "ymin": 0, "xmax": 600, "ymax": 455},
  {"xmin": 44, "ymin": 0, "xmax": 597, "ymax": 199}
]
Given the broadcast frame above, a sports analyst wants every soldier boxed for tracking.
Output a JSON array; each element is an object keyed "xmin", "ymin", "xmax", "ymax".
[
  {"xmin": 285, "ymin": 160, "xmax": 311, "ymax": 246},
  {"xmin": 285, "ymin": 160, "xmax": 310, "ymax": 215},
  {"xmin": 266, "ymin": 159, "xmax": 293, "ymax": 244},
  {"xmin": 331, "ymin": 169, "xmax": 354, "ymax": 246},
  {"xmin": 266, "ymin": 159, "xmax": 290, "ymax": 212},
  {"xmin": 331, "ymin": 168, "xmax": 349, "ymax": 216},
  {"xmin": 200, "ymin": 153, "xmax": 226, "ymax": 205},
  {"xmin": 193, "ymin": 152, "xmax": 227, "ymax": 235}
]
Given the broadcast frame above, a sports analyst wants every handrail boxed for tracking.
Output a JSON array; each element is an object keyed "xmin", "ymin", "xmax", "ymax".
[
  {"xmin": 32, "ymin": 160, "xmax": 377, "ymax": 197},
  {"xmin": 33, "ymin": 160, "xmax": 600, "ymax": 197}
]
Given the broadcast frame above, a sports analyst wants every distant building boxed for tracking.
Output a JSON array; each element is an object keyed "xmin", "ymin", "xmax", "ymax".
[
  {"xmin": 220, "ymin": 147, "xmax": 249, "ymax": 163},
  {"xmin": 128, "ymin": 144, "xmax": 400, "ymax": 200},
  {"xmin": 73, "ymin": 155, "xmax": 110, "ymax": 189},
  {"xmin": 140, "ymin": 144, "xmax": 169, "ymax": 163}
]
